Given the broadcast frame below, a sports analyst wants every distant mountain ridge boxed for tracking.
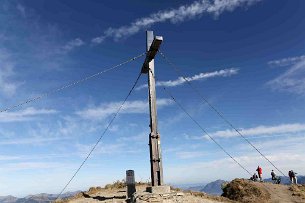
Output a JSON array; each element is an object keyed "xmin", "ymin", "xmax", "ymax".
[
  {"xmin": 0, "ymin": 195, "xmax": 17, "ymax": 203},
  {"xmin": 200, "ymin": 179, "xmax": 226, "ymax": 195},
  {"xmin": 187, "ymin": 185, "xmax": 205, "ymax": 192},
  {"xmin": 187, "ymin": 179, "xmax": 226, "ymax": 195},
  {"xmin": 0, "ymin": 191, "xmax": 80, "ymax": 203}
]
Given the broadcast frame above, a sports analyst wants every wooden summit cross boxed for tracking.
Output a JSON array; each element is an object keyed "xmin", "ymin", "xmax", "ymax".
[{"xmin": 141, "ymin": 31, "xmax": 164, "ymax": 186}]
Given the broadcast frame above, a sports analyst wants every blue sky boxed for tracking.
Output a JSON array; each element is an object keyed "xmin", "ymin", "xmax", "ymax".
[{"xmin": 1, "ymin": 0, "xmax": 305, "ymax": 197}]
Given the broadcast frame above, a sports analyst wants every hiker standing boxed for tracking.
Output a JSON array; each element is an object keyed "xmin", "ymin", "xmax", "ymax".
[
  {"xmin": 256, "ymin": 166, "xmax": 263, "ymax": 181},
  {"xmin": 288, "ymin": 170, "xmax": 293, "ymax": 183},
  {"xmin": 271, "ymin": 170, "xmax": 280, "ymax": 184},
  {"xmin": 291, "ymin": 170, "xmax": 298, "ymax": 184},
  {"xmin": 271, "ymin": 170, "xmax": 276, "ymax": 180}
]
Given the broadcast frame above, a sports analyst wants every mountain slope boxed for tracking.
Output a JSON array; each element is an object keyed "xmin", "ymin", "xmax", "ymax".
[
  {"xmin": 200, "ymin": 180, "xmax": 226, "ymax": 195},
  {"xmin": 0, "ymin": 196, "xmax": 18, "ymax": 203},
  {"xmin": 0, "ymin": 191, "xmax": 80, "ymax": 203},
  {"xmin": 222, "ymin": 178, "xmax": 305, "ymax": 203}
]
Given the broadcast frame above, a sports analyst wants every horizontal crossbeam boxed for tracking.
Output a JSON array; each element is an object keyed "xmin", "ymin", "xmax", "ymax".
[{"xmin": 141, "ymin": 36, "xmax": 163, "ymax": 73}]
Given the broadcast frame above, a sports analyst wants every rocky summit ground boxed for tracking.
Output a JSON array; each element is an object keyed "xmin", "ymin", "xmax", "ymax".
[
  {"xmin": 55, "ymin": 182, "xmax": 231, "ymax": 203},
  {"xmin": 56, "ymin": 179, "xmax": 305, "ymax": 203}
]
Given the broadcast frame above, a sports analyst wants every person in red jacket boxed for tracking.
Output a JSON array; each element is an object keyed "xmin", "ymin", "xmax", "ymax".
[{"xmin": 256, "ymin": 166, "xmax": 263, "ymax": 182}]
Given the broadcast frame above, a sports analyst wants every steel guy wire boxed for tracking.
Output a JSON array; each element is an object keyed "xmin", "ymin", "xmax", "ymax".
[
  {"xmin": 54, "ymin": 71, "xmax": 143, "ymax": 201},
  {"xmin": 0, "ymin": 52, "xmax": 145, "ymax": 113},
  {"xmin": 148, "ymin": 68, "xmax": 252, "ymax": 177},
  {"xmin": 158, "ymin": 50, "xmax": 286, "ymax": 177}
]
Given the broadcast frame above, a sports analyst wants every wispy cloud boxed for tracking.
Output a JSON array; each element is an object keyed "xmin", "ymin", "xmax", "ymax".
[
  {"xmin": 137, "ymin": 68, "xmax": 239, "ymax": 90},
  {"xmin": 0, "ymin": 155, "xmax": 21, "ymax": 161},
  {"xmin": 117, "ymin": 132, "xmax": 147, "ymax": 143},
  {"xmin": 16, "ymin": 3, "xmax": 26, "ymax": 18},
  {"xmin": 0, "ymin": 107, "xmax": 57, "ymax": 123},
  {"xmin": 246, "ymin": 135, "xmax": 305, "ymax": 153},
  {"xmin": 184, "ymin": 133, "xmax": 206, "ymax": 140},
  {"xmin": 0, "ymin": 67, "xmax": 19, "ymax": 97},
  {"xmin": 267, "ymin": 58, "xmax": 305, "ymax": 94},
  {"xmin": 209, "ymin": 123, "xmax": 305, "ymax": 138},
  {"xmin": 0, "ymin": 3, "xmax": 77, "ymax": 72},
  {"xmin": 176, "ymin": 151, "xmax": 206, "ymax": 159},
  {"xmin": 1, "ymin": 161, "xmax": 68, "ymax": 171},
  {"xmin": 75, "ymin": 141, "xmax": 145, "ymax": 158},
  {"xmin": 0, "ymin": 50, "xmax": 23, "ymax": 97},
  {"xmin": 75, "ymin": 143, "xmax": 126, "ymax": 158},
  {"xmin": 92, "ymin": 0, "xmax": 261, "ymax": 44},
  {"xmin": 0, "ymin": 136, "xmax": 67, "ymax": 145},
  {"xmin": 61, "ymin": 38, "xmax": 85, "ymax": 53},
  {"xmin": 268, "ymin": 54, "xmax": 305, "ymax": 67},
  {"xmin": 76, "ymin": 99, "xmax": 173, "ymax": 120},
  {"xmin": 185, "ymin": 123, "xmax": 305, "ymax": 140}
]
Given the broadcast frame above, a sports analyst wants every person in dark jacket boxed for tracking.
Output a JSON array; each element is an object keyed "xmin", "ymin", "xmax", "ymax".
[
  {"xmin": 271, "ymin": 170, "xmax": 281, "ymax": 184},
  {"xmin": 288, "ymin": 170, "xmax": 292, "ymax": 183},
  {"xmin": 250, "ymin": 173, "xmax": 258, "ymax": 181},
  {"xmin": 271, "ymin": 170, "xmax": 276, "ymax": 180},
  {"xmin": 291, "ymin": 170, "xmax": 297, "ymax": 184}
]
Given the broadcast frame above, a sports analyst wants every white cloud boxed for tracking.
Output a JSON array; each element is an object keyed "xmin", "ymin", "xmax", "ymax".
[
  {"xmin": 166, "ymin": 155, "xmax": 248, "ymax": 184},
  {"xmin": 267, "ymin": 59, "xmax": 305, "ymax": 94},
  {"xmin": 74, "ymin": 137, "xmax": 148, "ymax": 159},
  {"xmin": 268, "ymin": 55, "xmax": 305, "ymax": 67},
  {"xmin": 16, "ymin": 3, "xmax": 26, "ymax": 18},
  {"xmin": 211, "ymin": 123, "xmax": 305, "ymax": 137},
  {"xmin": 137, "ymin": 68, "xmax": 238, "ymax": 90},
  {"xmin": 0, "ymin": 153, "xmax": 71, "ymax": 161},
  {"xmin": 92, "ymin": 36, "xmax": 106, "ymax": 44},
  {"xmin": 226, "ymin": 130, "xmax": 305, "ymax": 160},
  {"xmin": 0, "ymin": 155, "xmax": 21, "ymax": 161},
  {"xmin": 184, "ymin": 133, "xmax": 206, "ymax": 140},
  {"xmin": 166, "ymin": 150, "xmax": 305, "ymax": 184},
  {"xmin": 176, "ymin": 151, "xmax": 206, "ymax": 159},
  {"xmin": 0, "ymin": 107, "xmax": 57, "ymax": 123},
  {"xmin": 74, "ymin": 142, "xmax": 141, "ymax": 158},
  {"xmin": 209, "ymin": 123, "xmax": 305, "ymax": 138},
  {"xmin": 61, "ymin": 38, "xmax": 85, "ymax": 53},
  {"xmin": 1, "ymin": 161, "xmax": 67, "ymax": 171},
  {"xmin": 0, "ymin": 50, "xmax": 22, "ymax": 97},
  {"xmin": 0, "ymin": 136, "xmax": 68, "ymax": 146},
  {"xmin": 117, "ymin": 132, "xmax": 147, "ymax": 143},
  {"xmin": 76, "ymin": 99, "xmax": 173, "ymax": 120},
  {"xmin": 92, "ymin": 0, "xmax": 261, "ymax": 43},
  {"xmin": 249, "ymin": 135, "xmax": 305, "ymax": 153},
  {"xmin": 185, "ymin": 123, "xmax": 305, "ymax": 140}
]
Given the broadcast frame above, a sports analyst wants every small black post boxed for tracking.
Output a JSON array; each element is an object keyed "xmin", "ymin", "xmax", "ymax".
[{"xmin": 126, "ymin": 170, "xmax": 136, "ymax": 200}]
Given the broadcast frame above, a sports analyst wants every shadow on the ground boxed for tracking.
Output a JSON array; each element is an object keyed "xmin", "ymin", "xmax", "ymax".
[{"xmin": 85, "ymin": 195, "xmax": 126, "ymax": 201}]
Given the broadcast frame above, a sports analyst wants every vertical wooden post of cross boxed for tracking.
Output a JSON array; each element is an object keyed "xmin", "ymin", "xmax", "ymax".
[{"xmin": 141, "ymin": 31, "xmax": 164, "ymax": 186}]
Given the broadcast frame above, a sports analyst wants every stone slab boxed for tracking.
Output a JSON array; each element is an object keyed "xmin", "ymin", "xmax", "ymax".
[{"xmin": 146, "ymin": 185, "xmax": 171, "ymax": 194}]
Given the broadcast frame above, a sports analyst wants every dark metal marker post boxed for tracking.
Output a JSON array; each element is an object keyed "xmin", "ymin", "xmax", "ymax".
[{"xmin": 126, "ymin": 170, "xmax": 136, "ymax": 199}]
